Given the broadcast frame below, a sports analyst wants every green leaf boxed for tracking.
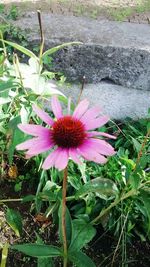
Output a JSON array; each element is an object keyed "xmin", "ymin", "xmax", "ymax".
[
  {"xmin": 131, "ymin": 137, "xmax": 141, "ymax": 153},
  {"xmin": 0, "ymin": 243, "xmax": 9, "ymax": 267},
  {"xmin": 22, "ymin": 195, "xmax": 35, "ymax": 203},
  {"xmin": 0, "ymin": 79, "xmax": 17, "ymax": 92},
  {"xmin": 36, "ymin": 235, "xmax": 54, "ymax": 267},
  {"xmin": 120, "ymin": 157, "xmax": 136, "ymax": 169},
  {"xmin": 8, "ymin": 115, "xmax": 25, "ymax": 164},
  {"xmin": 140, "ymin": 189, "xmax": 150, "ymax": 232},
  {"xmin": 0, "ymin": 97, "xmax": 11, "ymax": 105},
  {"xmin": 58, "ymin": 204, "xmax": 72, "ymax": 247},
  {"xmin": 69, "ymin": 251, "xmax": 96, "ymax": 267},
  {"xmin": 38, "ymin": 257, "xmax": 54, "ymax": 267},
  {"xmin": 11, "ymin": 244, "xmax": 62, "ymax": 257},
  {"xmin": 0, "ymin": 40, "xmax": 38, "ymax": 59},
  {"xmin": 42, "ymin": 42, "xmax": 82, "ymax": 58},
  {"xmin": 130, "ymin": 172, "xmax": 140, "ymax": 190},
  {"xmin": 75, "ymin": 177, "xmax": 118, "ymax": 198},
  {"xmin": 69, "ymin": 219, "xmax": 96, "ymax": 252},
  {"xmin": 6, "ymin": 208, "xmax": 22, "ymax": 237},
  {"xmin": 147, "ymin": 122, "xmax": 150, "ymax": 132}
]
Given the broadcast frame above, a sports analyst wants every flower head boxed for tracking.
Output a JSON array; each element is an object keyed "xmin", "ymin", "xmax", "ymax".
[{"xmin": 16, "ymin": 97, "xmax": 116, "ymax": 170}]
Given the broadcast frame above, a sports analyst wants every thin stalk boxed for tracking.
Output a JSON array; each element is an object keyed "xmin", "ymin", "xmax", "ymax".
[
  {"xmin": 0, "ymin": 30, "xmax": 7, "ymax": 57},
  {"xmin": 37, "ymin": 10, "xmax": 44, "ymax": 69},
  {"xmin": 91, "ymin": 189, "xmax": 136, "ymax": 225},
  {"xmin": 62, "ymin": 167, "xmax": 68, "ymax": 267},
  {"xmin": 0, "ymin": 198, "xmax": 22, "ymax": 204},
  {"xmin": 134, "ymin": 129, "xmax": 150, "ymax": 171},
  {"xmin": 111, "ymin": 207, "xmax": 130, "ymax": 267}
]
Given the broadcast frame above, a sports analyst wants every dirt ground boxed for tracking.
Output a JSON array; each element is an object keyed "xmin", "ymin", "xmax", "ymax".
[{"xmin": 1, "ymin": 0, "xmax": 150, "ymax": 23}]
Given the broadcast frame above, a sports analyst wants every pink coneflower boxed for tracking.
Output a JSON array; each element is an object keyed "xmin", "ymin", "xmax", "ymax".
[{"xmin": 16, "ymin": 97, "xmax": 115, "ymax": 170}]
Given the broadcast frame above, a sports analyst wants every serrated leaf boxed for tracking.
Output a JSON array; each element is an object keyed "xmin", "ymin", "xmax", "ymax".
[
  {"xmin": 11, "ymin": 244, "xmax": 61, "ymax": 257},
  {"xmin": 131, "ymin": 137, "xmax": 141, "ymax": 153},
  {"xmin": 1, "ymin": 40, "xmax": 38, "ymax": 59},
  {"xmin": 42, "ymin": 42, "xmax": 82, "ymax": 58},
  {"xmin": 69, "ymin": 219, "xmax": 96, "ymax": 252},
  {"xmin": 6, "ymin": 208, "xmax": 22, "ymax": 237},
  {"xmin": 75, "ymin": 177, "xmax": 118, "ymax": 198},
  {"xmin": 130, "ymin": 172, "xmax": 140, "ymax": 190},
  {"xmin": 69, "ymin": 251, "xmax": 96, "ymax": 267}
]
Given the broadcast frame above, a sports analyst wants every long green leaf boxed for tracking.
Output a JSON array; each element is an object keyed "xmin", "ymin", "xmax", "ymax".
[
  {"xmin": 36, "ymin": 235, "xmax": 54, "ymax": 267},
  {"xmin": 42, "ymin": 42, "xmax": 82, "ymax": 58},
  {"xmin": 11, "ymin": 244, "xmax": 62, "ymax": 257},
  {"xmin": 0, "ymin": 40, "xmax": 38, "ymax": 59},
  {"xmin": 69, "ymin": 251, "xmax": 96, "ymax": 267},
  {"xmin": 69, "ymin": 219, "xmax": 96, "ymax": 252},
  {"xmin": 75, "ymin": 177, "xmax": 118, "ymax": 198},
  {"xmin": 0, "ymin": 243, "xmax": 9, "ymax": 267},
  {"xmin": 8, "ymin": 115, "xmax": 25, "ymax": 164}
]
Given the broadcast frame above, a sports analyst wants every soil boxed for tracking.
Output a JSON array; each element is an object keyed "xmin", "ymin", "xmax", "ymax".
[{"xmin": 1, "ymin": 0, "xmax": 150, "ymax": 24}]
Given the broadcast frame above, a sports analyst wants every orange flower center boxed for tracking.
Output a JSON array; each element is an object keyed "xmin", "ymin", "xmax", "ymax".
[{"xmin": 52, "ymin": 116, "xmax": 86, "ymax": 148}]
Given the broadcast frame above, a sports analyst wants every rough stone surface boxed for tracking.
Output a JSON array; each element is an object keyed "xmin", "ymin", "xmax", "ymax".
[
  {"xmin": 14, "ymin": 13, "xmax": 150, "ymax": 90},
  {"xmin": 59, "ymin": 82, "xmax": 150, "ymax": 119}
]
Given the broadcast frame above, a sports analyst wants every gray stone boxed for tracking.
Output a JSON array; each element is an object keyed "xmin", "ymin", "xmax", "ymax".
[
  {"xmin": 14, "ymin": 13, "xmax": 150, "ymax": 90},
  {"xmin": 59, "ymin": 82, "xmax": 150, "ymax": 119}
]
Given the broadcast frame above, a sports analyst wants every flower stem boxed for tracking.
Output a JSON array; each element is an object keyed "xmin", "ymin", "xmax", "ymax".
[{"xmin": 62, "ymin": 167, "xmax": 68, "ymax": 267}]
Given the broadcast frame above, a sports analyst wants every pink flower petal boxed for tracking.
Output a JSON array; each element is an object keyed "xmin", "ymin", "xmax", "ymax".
[
  {"xmin": 80, "ymin": 106, "xmax": 101, "ymax": 124},
  {"xmin": 78, "ymin": 145, "xmax": 107, "ymax": 164},
  {"xmin": 26, "ymin": 141, "xmax": 54, "ymax": 156},
  {"xmin": 54, "ymin": 148, "xmax": 69, "ymax": 170},
  {"xmin": 83, "ymin": 139, "xmax": 115, "ymax": 156},
  {"xmin": 16, "ymin": 138, "xmax": 40, "ymax": 150},
  {"xmin": 51, "ymin": 96, "xmax": 63, "ymax": 119},
  {"xmin": 42, "ymin": 149, "xmax": 59, "ymax": 170},
  {"xmin": 18, "ymin": 124, "xmax": 51, "ymax": 137},
  {"xmin": 69, "ymin": 148, "xmax": 82, "ymax": 164},
  {"xmin": 84, "ymin": 115, "xmax": 109, "ymax": 130},
  {"xmin": 87, "ymin": 131, "xmax": 116, "ymax": 139},
  {"xmin": 73, "ymin": 99, "xmax": 89, "ymax": 119},
  {"xmin": 32, "ymin": 104, "xmax": 54, "ymax": 126}
]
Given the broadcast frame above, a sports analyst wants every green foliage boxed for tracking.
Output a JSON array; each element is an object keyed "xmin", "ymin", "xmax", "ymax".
[
  {"xmin": 11, "ymin": 244, "xmax": 62, "ymax": 257},
  {"xmin": 75, "ymin": 177, "xmax": 118, "ymax": 198},
  {"xmin": 69, "ymin": 251, "xmax": 96, "ymax": 267},
  {"xmin": 7, "ymin": 5, "xmax": 18, "ymax": 21},
  {"xmin": 0, "ymin": 16, "xmax": 150, "ymax": 266},
  {"xmin": 6, "ymin": 208, "xmax": 22, "ymax": 237},
  {"xmin": 69, "ymin": 219, "xmax": 96, "ymax": 252},
  {"xmin": 0, "ymin": 243, "xmax": 9, "ymax": 267}
]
